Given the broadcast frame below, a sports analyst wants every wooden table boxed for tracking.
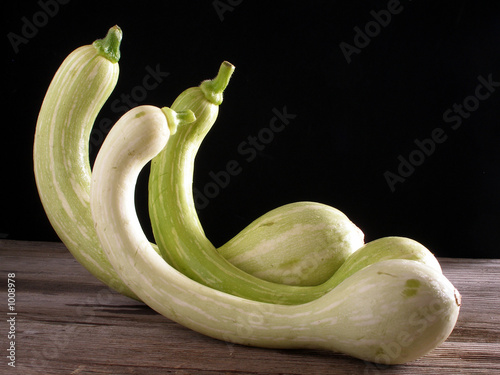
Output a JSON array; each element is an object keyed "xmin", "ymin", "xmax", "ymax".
[{"xmin": 1, "ymin": 240, "xmax": 499, "ymax": 374}]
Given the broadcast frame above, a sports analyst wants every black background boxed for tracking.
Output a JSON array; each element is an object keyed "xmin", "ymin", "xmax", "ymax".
[{"xmin": 3, "ymin": 0, "xmax": 500, "ymax": 258}]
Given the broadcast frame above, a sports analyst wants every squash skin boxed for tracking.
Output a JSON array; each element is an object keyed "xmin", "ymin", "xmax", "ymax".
[
  {"xmin": 33, "ymin": 26, "xmax": 139, "ymax": 299},
  {"xmin": 92, "ymin": 105, "xmax": 461, "ymax": 364}
]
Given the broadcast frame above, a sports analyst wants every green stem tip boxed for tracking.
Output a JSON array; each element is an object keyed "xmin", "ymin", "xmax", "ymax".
[
  {"xmin": 200, "ymin": 61, "xmax": 235, "ymax": 105},
  {"xmin": 93, "ymin": 25, "xmax": 122, "ymax": 63},
  {"xmin": 162, "ymin": 107, "xmax": 196, "ymax": 135}
]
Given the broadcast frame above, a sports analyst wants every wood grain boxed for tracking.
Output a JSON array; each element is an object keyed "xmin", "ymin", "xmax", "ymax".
[{"xmin": 0, "ymin": 240, "xmax": 499, "ymax": 374}]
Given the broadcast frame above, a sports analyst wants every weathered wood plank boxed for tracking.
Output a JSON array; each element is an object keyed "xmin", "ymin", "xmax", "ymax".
[{"xmin": 1, "ymin": 240, "xmax": 499, "ymax": 374}]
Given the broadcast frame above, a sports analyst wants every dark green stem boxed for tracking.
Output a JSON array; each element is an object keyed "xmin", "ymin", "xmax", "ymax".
[
  {"xmin": 93, "ymin": 25, "xmax": 122, "ymax": 63},
  {"xmin": 200, "ymin": 61, "xmax": 235, "ymax": 105}
]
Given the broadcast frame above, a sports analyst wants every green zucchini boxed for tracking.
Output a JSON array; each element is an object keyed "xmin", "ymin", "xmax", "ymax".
[{"xmin": 33, "ymin": 26, "xmax": 138, "ymax": 299}]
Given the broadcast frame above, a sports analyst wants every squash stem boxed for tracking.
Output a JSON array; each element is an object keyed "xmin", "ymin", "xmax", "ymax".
[
  {"xmin": 161, "ymin": 107, "xmax": 196, "ymax": 135},
  {"xmin": 200, "ymin": 61, "xmax": 235, "ymax": 105},
  {"xmin": 93, "ymin": 25, "xmax": 122, "ymax": 63}
]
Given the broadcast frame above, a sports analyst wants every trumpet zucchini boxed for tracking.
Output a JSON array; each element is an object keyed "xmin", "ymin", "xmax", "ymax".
[
  {"xmin": 32, "ymin": 28, "xmax": 331, "ymax": 300},
  {"xmin": 91, "ymin": 103, "xmax": 461, "ymax": 364},
  {"xmin": 148, "ymin": 63, "xmax": 440, "ymax": 303},
  {"xmin": 148, "ymin": 63, "xmax": 359, "ymax": 303},
  {"xmin": 33, "ymin": 26, "xmax": 138, "ymax": 299}
]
